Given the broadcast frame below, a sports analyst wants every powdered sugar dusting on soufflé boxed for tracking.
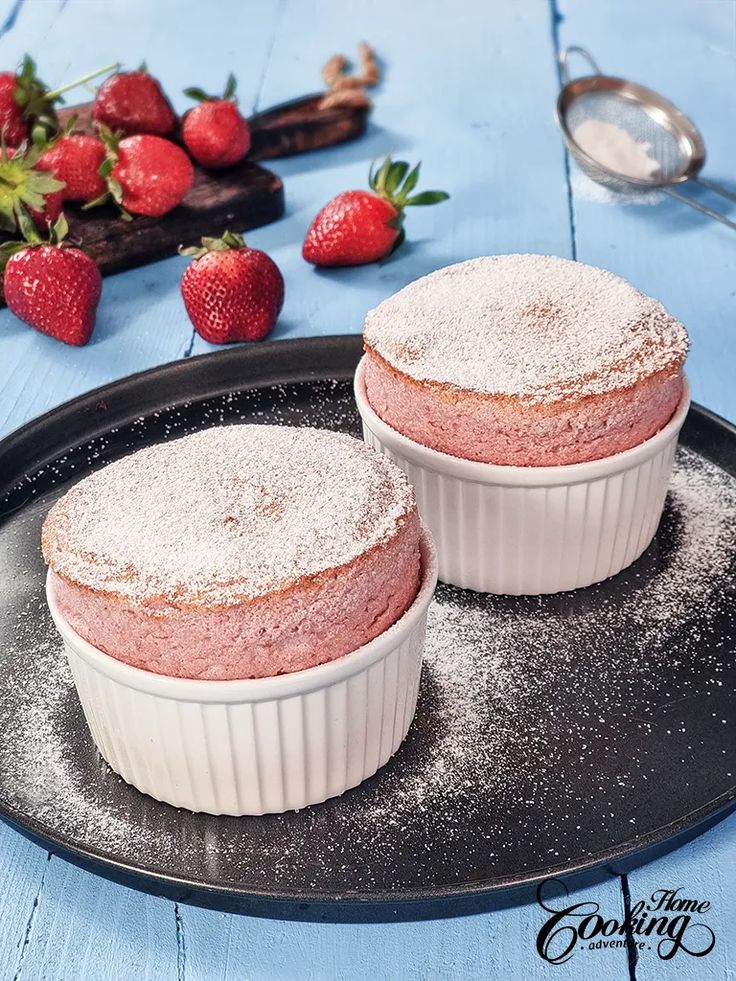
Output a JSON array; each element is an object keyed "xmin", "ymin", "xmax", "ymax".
[
  {"xmin": 363, "ymin": 254, "xmax": 689, "ymax": 466},
  {"xmin": 42, "ymin": 425, "xmax": 421, "ymax": 680}
]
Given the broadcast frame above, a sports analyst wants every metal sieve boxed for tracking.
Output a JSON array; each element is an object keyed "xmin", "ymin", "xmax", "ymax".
[{"xmin": 556, "ymin": 46, "xmax": 736, "ymax": 231}]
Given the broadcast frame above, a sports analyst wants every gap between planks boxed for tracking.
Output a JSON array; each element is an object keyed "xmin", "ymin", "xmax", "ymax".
[{"xmin": 548, "ymin": 0, "xmax": 578, "ymax": 261}]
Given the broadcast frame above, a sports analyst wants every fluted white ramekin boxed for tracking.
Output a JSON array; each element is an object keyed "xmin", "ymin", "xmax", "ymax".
[
  {"xmin": 46, "ymin": 531, "xmax": 437, "ymax": 816},
  {"xmin": 355, "ymin": 358, "xmax": 690, "ymax": 595}
]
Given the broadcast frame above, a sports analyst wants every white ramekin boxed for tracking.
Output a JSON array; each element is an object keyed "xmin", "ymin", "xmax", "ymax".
[
  {"xmin": 355, "ymin": 358, "xmax": 690, "ymax": 595},
  {"xmin": 46, "ymin": 531, "xmax": 437, "ymax": 816}
]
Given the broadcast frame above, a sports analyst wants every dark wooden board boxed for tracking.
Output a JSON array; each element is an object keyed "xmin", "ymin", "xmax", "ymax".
[
  {"xmin": 0, "ymin": 93, "xmax": 368, "ymax": 301},
  {"xmin": 57, "ymin": 93, "xmax": 369, "ymax": 162},
  {"xmin": 247, "ymin": 94, "xmax": 369, "ymax": 159},
  {"xmin": 64, "ymin": 162, "xmax": 284, "ymax": 278}
]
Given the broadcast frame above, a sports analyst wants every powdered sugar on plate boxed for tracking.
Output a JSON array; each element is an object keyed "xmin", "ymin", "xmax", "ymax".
[
  {"xmin": 42, "ymin": 425, "xmax": 415, "ymax": 607},
  {"xmin": 363, "ymin": 255, "xmax": 688, "ymax": 404},
  {"xmin": 1, "ymin": 378, "xmax": 734, "ymax": 897}
]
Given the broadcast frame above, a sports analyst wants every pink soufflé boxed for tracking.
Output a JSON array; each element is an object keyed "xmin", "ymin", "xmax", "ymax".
[
  {"xmin": 363, "ymin": 255, "xmax": 689, "ymax": 467},
  {"xmin": 43, "ymin": 425, "xmax": 421, "ymax": 680}
]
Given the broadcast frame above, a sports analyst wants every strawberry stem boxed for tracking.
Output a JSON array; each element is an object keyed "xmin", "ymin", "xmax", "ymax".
[
  {"xmin": 368, "ymin": 154, "xmax": 449, "ymax": 211},
  {"xmin": 367, "ymin": 154, "xmax": 449, "ymax": 259},
  {"xmin": 179, "ymin": 229, "xmax": 245, "ymax": 258},
  {"xmin": 44, "ymin": 62, "xmax": 120, "ymax": 101}
]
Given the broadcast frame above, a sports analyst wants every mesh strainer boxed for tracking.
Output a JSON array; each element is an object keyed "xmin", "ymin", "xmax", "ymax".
[{"xmin": 556, "ymin": 46, "xmax": 736, "ymax": 231}]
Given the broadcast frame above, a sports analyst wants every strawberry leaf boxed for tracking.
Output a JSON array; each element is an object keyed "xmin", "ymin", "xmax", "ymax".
[
  {"xmin": 180, "ymin": 230, "xmax": 245, "ymax": 258},
  {"xmin": 384, "ymin": 161, "xmax": 409, "ymax": 195},
  {"xmin": 14, "ymin": 203, "xmax": 40, "ymax": 243},
  {"xmin": 400, "ymin": 162, "xmax": 421, "ymax": 197},
  {"xmin": 405, "ymin": 190, "xmax": 450, "ymax": 206},
  {"xmin": 50, "ymin": 211, "xmax": 69, "ymax": 244},
  {"xmin": 107, "ymin": 176, "xmax": 124, "ymax": 205},
  {"xmin": 183, "ymin": 86, "xmax": 210, "ymax": 103},
  {"xmin": 223, "ymin": 73, "xmax": 238, "ymax": 101},
  {"xmin": 372, "ymin": 155, "xmax": 393, "ymax": 196},
  {"xmin": 82, "ymin": 191, "xmax": 111, "ymax": 210}
]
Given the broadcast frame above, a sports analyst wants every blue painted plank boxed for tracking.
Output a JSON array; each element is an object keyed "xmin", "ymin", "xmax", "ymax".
[
  {"xmin": 9, "ymin": 857, "xmax": 179, "ymax": 981},
  {"xmin": 557, "ymin": 2, "xmax": 736, "ymax": 979},
  {"xmin": 181, "ymin": 881, "xmax": 627, "ymax": 981},
  {"xmin": 0, "ymin": 823, "xmax": 50, "ymax": 979}
]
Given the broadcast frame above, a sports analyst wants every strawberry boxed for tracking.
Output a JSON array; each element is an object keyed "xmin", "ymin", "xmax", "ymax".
[
  {"xmin": 2, "ymin": 215, "xmax": 102, "ymax": 346},
  {"xmin": 179, "ymin": 231, "xmax": 284, "ymax": 343},
  {"xmin": 89, "ymin": 132, "xmax": 194, "ymax": 218},
  {"xmin": 303, "ymin": 156, "xmax": 449, "ymax": 266},
  {"xmin": 181, "ymin": 74, "xmax": 250, "ymax": 169},
  {"xmin": 39, "ymin": 133, "xmax": 106, "ymax": 203},
  {"xmin": 0, "ymin": 56, "xmax": 118, "ymax": 147},
  {"xmin": 0, "ymin": 144, "xmax": 65, "ymax": 236},
  {"xmin": 93, "ymin": 69, "xmax": 177, "ymax": 136},
  {"xmin": 0, "ymin": 56, "xmax": 57, "ymax": 146}
]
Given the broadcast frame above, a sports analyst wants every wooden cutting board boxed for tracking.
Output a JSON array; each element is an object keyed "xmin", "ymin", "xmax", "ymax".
[{"xmin": 35, "ymin": 94, "xmax": 369, "ymax": 279}]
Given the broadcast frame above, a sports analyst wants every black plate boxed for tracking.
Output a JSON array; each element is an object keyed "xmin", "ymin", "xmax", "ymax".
[{"xmin": 1, "ymin": 336, "xmax": 735, "ymax": 921}]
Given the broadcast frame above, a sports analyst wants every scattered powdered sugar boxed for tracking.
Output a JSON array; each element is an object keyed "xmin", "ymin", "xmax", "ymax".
[
  {"xmin": 361, "ymin": 449, "xmax": 736, "ymax": 828},
  {"xmin": 571, "ymin": 168, "xmax": 664, "ymax": 207},
  {"xmin": 1, "ymin": 380, "xmax": 734, "ymax": 897},
  {"xmin": 572, "ymin": 119, "xmax": 660, "ymax": 181},
  {"xmin": 1, "ymin": 437, "xmax": 734, "ymax": 895},
  {"xmin": 42, "ymin": 425, "xmax": 415, "ymax": 606},
  {"xmin": 363, "ymin": 255, "xmax": 688, "ymax": 404}
]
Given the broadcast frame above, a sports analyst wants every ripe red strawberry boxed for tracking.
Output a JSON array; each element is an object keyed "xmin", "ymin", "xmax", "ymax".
[
  {"xmin": 0, "ymin": 56, "xmax": 118, "ymax": 147},
  {"xmin": 181, "ymin": 74, "xmax": 250, "ymax": 168},
  {"xmin": 0, "ymin": 145, "xmax": 65, "ymax": 236},
  {"xmin": 179, "ymin": 231, "xmax": 284, "ymax": 343},
  {"xmin": 89, "ymin": 132, "xmax": 194, "ymax": 218},
  {"xmin": 93, "ymin": 69, "xmax": 176, "ymax": 136},
  {"xmin": 2, "ymin": 216, "xmax": 102, "ymax": 346},
  {"xmin": 303, "ymin": 156, "xmax": 449, "ymax": 266},
  {"xmin": 39, "ymin": 134, "xmax": 106, "ymax": 203}
]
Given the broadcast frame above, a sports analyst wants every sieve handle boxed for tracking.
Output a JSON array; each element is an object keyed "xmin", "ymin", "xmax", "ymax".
[
  {"xmin": 558, "ymin": 46, "xmax": 602, "ymax": 86},
  {"xmin": 693, "ymin": 176, "xmax": 736, "ymax": 205},
  {"xmin": 662, "ymin": 185, "xmax": 736, "ymax": 232}
]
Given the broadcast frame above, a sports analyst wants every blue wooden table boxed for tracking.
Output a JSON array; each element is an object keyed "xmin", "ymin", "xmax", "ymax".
[{"xmin": 0, "ymin": 1, "xmax": 734, "ymax": 977}]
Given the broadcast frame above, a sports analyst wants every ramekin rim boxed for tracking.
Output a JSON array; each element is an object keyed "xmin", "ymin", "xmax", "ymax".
[
  {"xmin": 46, "ymin": 529, "xmax": 438, "ymax": 702},
  {"xmin": 354, "ymin": 356, "xmax": 690, "ymax": 486}
]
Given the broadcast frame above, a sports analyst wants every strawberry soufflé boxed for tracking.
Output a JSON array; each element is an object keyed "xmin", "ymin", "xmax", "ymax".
[
  {"xmin": 43, "ymin": 425, "xmax": 421, "ymax": 680},
  {"xmin": 363, "ymin": 254, "xmax": 689, "ymax": 467}
]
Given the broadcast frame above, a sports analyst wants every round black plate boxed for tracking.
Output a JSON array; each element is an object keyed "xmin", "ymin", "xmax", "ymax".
[{"xmin": 1, "ymin": 336, "xmax": 735, "ymax": 920}]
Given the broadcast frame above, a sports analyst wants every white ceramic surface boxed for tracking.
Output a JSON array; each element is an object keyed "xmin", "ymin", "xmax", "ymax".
[
  {"xmin": 46, "ymin": 531, "xmax": 438, "ymax": 816},
  {"xmin": 355, "ymin": 358, "xmax": 690, "ymax": 594}
]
